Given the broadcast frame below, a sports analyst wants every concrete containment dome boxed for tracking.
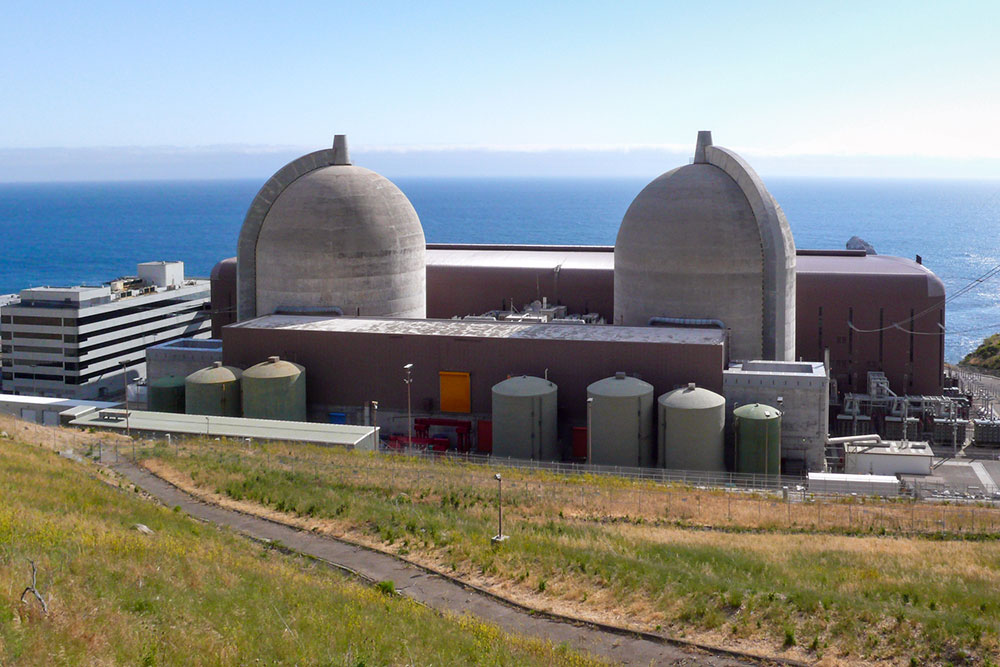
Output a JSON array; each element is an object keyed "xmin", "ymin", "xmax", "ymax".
[
  {"xmin": 237, "ymin": 135, "xmax": 426, "ymax": 320},
  {"xmin": 586, "ymin": 372, "xmax": 655, "ymax": 468},
  {"xmin": 658, "ymin": 383, "xmax": 725, "ymax": 472},
  {"xmin": 614, "ymin": 131, "xmax": 796, "ymax": 361}
]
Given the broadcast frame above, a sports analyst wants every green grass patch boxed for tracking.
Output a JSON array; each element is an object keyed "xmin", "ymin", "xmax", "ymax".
[{"xmin": 0, "ymin": 437, "xmax": 600, "ymax": 666}]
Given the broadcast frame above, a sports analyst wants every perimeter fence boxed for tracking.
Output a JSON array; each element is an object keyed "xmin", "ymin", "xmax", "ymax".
[{"xmin": 97, "ymin": 432, "xmax": 1000, "ymax": 538}]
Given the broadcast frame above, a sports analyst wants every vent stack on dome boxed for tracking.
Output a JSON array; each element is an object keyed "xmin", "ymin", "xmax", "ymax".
[
  {"xmin": 237, "ymin": 134, "xmax": 426, "ymax": 321},
  {"xmin": 614, "ymin": 132, "xmax": 796, "ymax": 361}
]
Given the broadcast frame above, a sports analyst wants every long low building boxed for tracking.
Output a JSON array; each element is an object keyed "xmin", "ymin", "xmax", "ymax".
[{"xmin": 222, "ymin": 315, "xmax": 726, "ymax": 434}]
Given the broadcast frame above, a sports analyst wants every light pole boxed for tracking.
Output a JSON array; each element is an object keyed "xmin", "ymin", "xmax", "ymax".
[
  {"xmin": 403, "ymin": 364, "xmax": 413, "ymax": 447},
  {"xmin": 491, "ymin": 473, "xmax": 508, "ymax": 543},
  {"xmin": 118, "ymin": 360, "xmax": 131, "ymax": 437},
  {"xmin": 371, "ymin": 400, "xmax": 379, "ymax": 450},
  {"xmin": 586, "ymin": 397, "xmax": 594, "ymax": 464}
]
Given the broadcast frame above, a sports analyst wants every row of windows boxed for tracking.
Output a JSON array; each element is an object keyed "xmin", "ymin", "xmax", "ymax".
[
  {"xmin": 1, "ymin": 293, "xmax": 208, "ymax": 329},
  {"xmin": 3, "ymin": 312, "xmax": 209, "ymax": 360}
]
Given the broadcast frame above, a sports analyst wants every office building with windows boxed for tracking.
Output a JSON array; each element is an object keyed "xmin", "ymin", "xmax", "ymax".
[{"xmin": 0, "ymin": 262, "xmax": 211, "ymax": 399}]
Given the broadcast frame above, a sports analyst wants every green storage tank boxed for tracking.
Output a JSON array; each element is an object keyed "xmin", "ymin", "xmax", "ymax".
[
  {"xmin": 185, "ymin": 362, "xmax": 242, "ymax": 417},
  {"xmin": 241, "ymin": 356, "xmax": 307, "ymax": 421},
  {"xmin": 148, "ymin": 375, "xmax": 186, "ymax": 414},
  {"xmin": 733, "ymin": 403, "xmax": 782, "ymax": 475}
]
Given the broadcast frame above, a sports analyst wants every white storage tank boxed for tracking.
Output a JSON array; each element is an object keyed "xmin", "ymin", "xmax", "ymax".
[
  {"xmin": 658, "ymin": 383, "xmax": 726, "ymax": 472},
  {"xmin": 587, "ymin": 372, "xmax": 654, "ymax": 467},
  {"xmin": 492, "ymin": 376, "xmax": 558, "ymax": 461}
]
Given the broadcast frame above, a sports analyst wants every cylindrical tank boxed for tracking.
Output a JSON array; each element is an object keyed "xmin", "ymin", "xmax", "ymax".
[
  {"xmin": 185, "ymin": 362, "xmax": 242, "ymax": 417},
  {"xmin": 148, "ymin": 375, "xmax": 186, "ymax": 414},
  {"xmin": 658, "ymin": 383, "xmax": 725, "ymax": 471},
  {"xmin": 491, "ymin": 376, "xmax": 558, "ymax": 461},
  {"xmin": 587, "ymin": 372, "xmax": 654, "ymax": 468},
  {"xmin": 733, "ymin": 403, "xmax": 782, "ymax": 475},
  {"xmin": 241, "ymin": 356, "xmax": 307, "ymax": 422}
]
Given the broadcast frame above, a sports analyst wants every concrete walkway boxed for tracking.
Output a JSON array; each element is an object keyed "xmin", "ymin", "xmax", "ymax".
[{"xmin": 109, "ymin": 459, "xmax": 775, "ymax": 666}]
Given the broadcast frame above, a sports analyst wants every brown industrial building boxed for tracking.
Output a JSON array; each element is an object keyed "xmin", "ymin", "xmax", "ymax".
[{"xmin": 202, "ymin": 132, "xmax": 946, "ymax": 472}]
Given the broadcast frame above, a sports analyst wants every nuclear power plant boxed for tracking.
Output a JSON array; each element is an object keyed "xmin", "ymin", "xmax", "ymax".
[{"xmin": 173, "ymin": 131, "xmax": 949, "ymax": 475}]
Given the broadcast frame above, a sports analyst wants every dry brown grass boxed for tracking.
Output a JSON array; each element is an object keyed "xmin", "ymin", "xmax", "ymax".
[{"xmin": 137, "ymin": 439, "xmax": 1000, "ymax": 665}]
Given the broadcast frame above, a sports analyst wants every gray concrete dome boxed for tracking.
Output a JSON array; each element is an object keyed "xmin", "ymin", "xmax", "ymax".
[
  {"xmin": 614, "ymin": 131, "xmax": 795, "ymax": 361},
  {"xmin": 237, "ymin": 135, "xmax": 426, "ymax": 320}
]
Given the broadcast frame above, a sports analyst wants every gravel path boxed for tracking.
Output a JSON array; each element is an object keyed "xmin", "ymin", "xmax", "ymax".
[{"xmin": 108, "ymin": 458, "xmax": 777, "ymax": 666}]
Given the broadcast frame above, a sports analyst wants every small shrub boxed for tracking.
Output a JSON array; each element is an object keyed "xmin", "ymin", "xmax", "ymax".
[
  {"xmin": 783, "ymin": 626, "xmax": 796, "ymax": 648},
  {"xmin": 376, "ymin": 580, "xmax": 396, "ymax": 596}
]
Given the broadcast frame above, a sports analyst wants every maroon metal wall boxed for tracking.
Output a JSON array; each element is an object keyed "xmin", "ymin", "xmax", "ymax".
[
  {"xmin": 796, "ymin": 256, "xmax": 945, "ymax": 396},
  {"xmin": 426, "ymin": 264, "xmax": 614, "ymax": 320},
  {"xmin": 215, "ymin": 246, "xmax": 946, "ymax": 398},
  {"xmin": 210, "ymin": 257, "xmax": 237, "ymax": 338},
  {"xmin": 222, "ymin": 323, "xmax": 724, "ymax": 427}
]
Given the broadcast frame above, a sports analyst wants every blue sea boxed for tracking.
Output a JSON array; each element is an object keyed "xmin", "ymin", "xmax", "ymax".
[{"xmin": 1, "ymin": 177, "xmax": 999, "ymax": 363}]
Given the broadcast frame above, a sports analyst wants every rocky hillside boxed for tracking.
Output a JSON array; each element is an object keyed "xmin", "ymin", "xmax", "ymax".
[{"xmin": 961, "ymin": 333, "xmax": 1000, "ymax": 369}]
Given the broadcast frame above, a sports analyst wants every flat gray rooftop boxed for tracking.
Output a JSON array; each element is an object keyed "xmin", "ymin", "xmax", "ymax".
[
  {"xmin": 69, "ymin": 409, "xmax": 377, "ymax": 448},
  {"xmin": 230, "ymin": 315, "xmax": 727, "ymax": 346},
  {"xmin": 427, "ymin": 245, "xmax": 614, "ymax": 271},
  {"xmin": 426, "ymin": 244, "xmax": 936, "ymax": 278}
]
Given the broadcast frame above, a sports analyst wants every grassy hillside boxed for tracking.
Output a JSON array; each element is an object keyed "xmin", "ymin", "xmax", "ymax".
[
  {"xmin": 0, "ymin": 427, "xmax": 599, "ymax": 665},
  {"xmin": 143, "ymin": 438, "xmax": 1000, "ymax": 665},
  {"xmin": 961, "ymin": 332, "xmax": 1000, "ymax": 369}
]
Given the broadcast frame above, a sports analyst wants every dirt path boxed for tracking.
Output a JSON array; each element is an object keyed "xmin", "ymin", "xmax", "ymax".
[{"xmin": 107, "ymin": 457, "xmax": 779, "ymax": 666}]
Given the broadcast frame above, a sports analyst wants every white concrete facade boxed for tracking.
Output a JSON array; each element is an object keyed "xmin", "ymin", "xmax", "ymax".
[
  {"xmin": 1, "ymin": 265, "xmax": 211, "ymax": 399},
  {"xmin": 724, "ymin": 360, "xmax": 829, "ymax": 471}
]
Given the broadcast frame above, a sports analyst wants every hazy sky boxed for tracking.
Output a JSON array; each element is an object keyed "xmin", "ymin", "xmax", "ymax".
[{"xmin": 3, "ymin": 1, "xmax": 999, "ymax": 179}]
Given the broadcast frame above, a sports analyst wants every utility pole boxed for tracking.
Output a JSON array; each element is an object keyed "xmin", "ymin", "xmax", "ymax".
[
  {"xmin": 403, "ymin": 364, "xmax": 413, "ymax": 447},
  {"xmin": 491, "ymin": 473, "xmax": 508, "ymax": 543},
  {"xmin": 119, "ymin": 360, "xmax": 130, "ymax": 437}
]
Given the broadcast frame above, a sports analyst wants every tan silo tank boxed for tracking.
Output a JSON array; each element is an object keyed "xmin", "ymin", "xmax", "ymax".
[
  {"xmin": 587, "ymin": 372, "xmax": 655, "ymax": 468},
  {"xmin": 492, "ymin": 376, "xmax": 558, "ymax": 461},
  {"xmin": 185, "ymin": 362, "xmax": 242, "ymax": 417},
  {"xmin": 658, "ymin": 383, "xmax": 726, "ymax": 472},
  {"xmin": 241, "ymin": 356, "xmax": 307, "ymax": 422}
]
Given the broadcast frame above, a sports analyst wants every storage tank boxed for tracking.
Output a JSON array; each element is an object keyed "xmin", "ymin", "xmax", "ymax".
[
  {"xmin": 185, "ymin": 362, "xmax": 242, "ymax": 417},
  {"xmin": 492, "ymin": 376, "xmax": 558, "ymax": 460},
  {"xmin": 242, "ymin": 356, "xmax": 307, "ymax": 422},
  {"xmin": 658, "ymin": 383, "xmax": 725, "ymax": 471},
  {"xmin": 148, "ymin": 375, "xmax": 186, "ymax": 414},
  {"xmin": 587, "ymin": 372, "xmax": 654, "ymax": 468},
  {"xmin": 733, "ymin": 403, "xmax": 782, "ymax": 475}
]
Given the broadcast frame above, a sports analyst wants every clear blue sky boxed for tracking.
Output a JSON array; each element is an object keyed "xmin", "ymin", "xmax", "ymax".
[{"xmin": 3, "ymin": 1, "xmax": 999, "ymax": 179}]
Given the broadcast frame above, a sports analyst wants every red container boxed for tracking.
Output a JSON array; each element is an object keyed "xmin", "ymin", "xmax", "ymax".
[
  {"xmin": 476, "ymin": 419, "xmax": 493, "ymax": 454},
  {"xmin": 572, "ymin": 427, "xmax": 588, "ymax": 460}
]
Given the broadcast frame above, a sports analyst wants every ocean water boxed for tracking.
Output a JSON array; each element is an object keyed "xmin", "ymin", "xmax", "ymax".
[{"xmin": 1, "ymin": 177, "xmax": 999, "ymax": 362}]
